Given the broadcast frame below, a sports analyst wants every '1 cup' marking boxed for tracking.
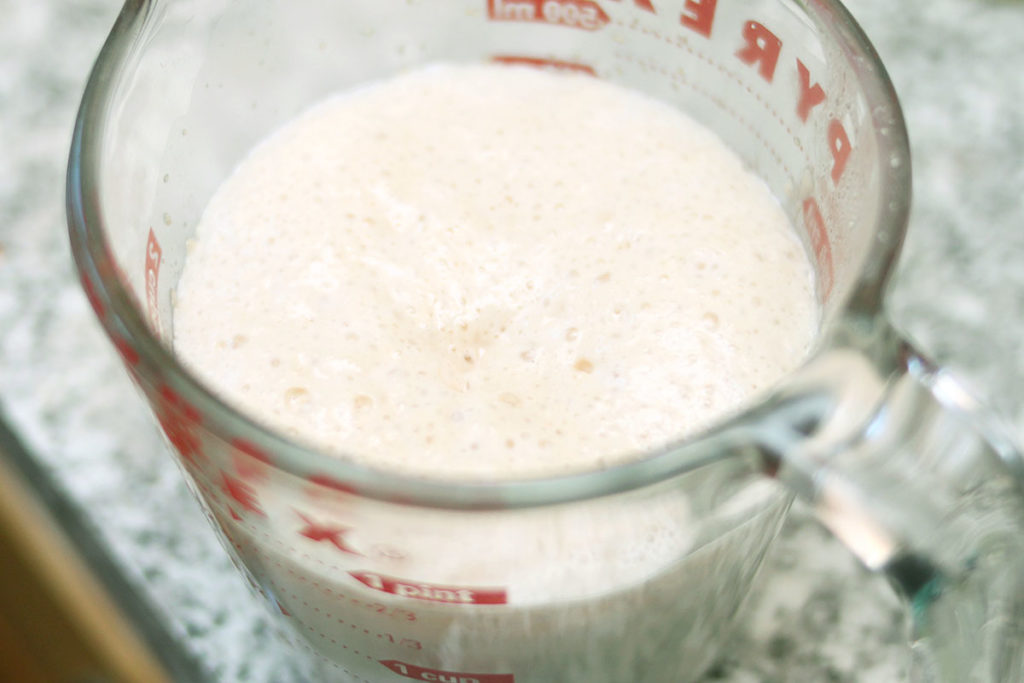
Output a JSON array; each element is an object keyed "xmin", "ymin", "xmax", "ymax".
[{"xmin": 380, "ymin": 660, "xmax": 515, "ymax": 683}]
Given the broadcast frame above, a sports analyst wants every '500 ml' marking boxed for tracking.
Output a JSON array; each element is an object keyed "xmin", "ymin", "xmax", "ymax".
[{"xmin": 488, "ymin": 0, "xmax": 609, "ymax": 31}]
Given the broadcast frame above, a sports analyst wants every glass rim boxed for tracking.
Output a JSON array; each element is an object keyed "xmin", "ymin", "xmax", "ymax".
[{"xmin": 66, "ymin": 0, "xmax": 912, "ymax": 510}]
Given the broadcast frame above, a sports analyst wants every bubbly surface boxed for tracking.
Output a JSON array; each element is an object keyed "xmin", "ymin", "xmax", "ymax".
[{"xmin": 174, "ymin": 64, "xmax": 818, "ymax": 479}]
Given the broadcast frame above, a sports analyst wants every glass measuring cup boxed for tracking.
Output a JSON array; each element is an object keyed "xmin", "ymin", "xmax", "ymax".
[{"xmin": 65, "ymin": 0, "xmax": 1024, "ymax": 681}]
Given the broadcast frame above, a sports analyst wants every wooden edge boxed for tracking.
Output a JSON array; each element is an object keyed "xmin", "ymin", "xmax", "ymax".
[{"xmin": 0, "ymin": 454, "xmax": 172, "ymax": 683}]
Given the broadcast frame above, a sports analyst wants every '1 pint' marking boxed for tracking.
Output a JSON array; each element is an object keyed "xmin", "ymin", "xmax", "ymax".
[
  {"xmin": 380, "ymin": 660, "xmax": 515, "ymax": 683},
  {"xmin": 350, "ymin": 571, "xmax": 508, "ymax": 605}
]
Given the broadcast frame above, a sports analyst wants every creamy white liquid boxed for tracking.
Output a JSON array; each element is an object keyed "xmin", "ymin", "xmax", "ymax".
[
  {"xmin": 174, "ymin": 63, "xmax": 817, "ymax": 480},
  {"xmin": 173, "ymin": 64, "xmax": 817, "ymax": 683}
]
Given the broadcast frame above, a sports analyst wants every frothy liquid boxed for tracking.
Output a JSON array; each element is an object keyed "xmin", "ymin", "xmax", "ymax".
[
  {"xmin": 172, "ymin": 64, "xmax": 817, "ymax": 682},
  {"xmin": 174, "ymin": 64, "xmax": 817, "ymax": 479}
]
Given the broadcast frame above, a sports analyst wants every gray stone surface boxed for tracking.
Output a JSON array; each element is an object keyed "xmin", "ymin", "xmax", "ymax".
[{"xmin": 1, "ymin": 1, "xmax": 1022, "ymax": 680}]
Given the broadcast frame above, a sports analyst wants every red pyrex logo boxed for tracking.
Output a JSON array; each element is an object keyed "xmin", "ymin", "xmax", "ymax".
[
  {"xmin": 487, "ymin": 0, "xmax": 609, "ymax": 30},
  {"xmin": 145, "ymin": 228, "xmax": 163, "ymax": 338},
  {"xmin": 350, "ymin": 571, "xmax": 508, "ymax": 605},
  {"xmin": 380, "ymin": 660, "xmax": 515, "ymax": 683},
  {"xmin": 489, "ymin": 0, "xmax": 849, "ymax": 297}
]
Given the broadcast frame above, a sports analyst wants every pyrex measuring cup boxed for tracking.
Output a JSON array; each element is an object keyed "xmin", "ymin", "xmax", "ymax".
[{"xmin": 67, "ymin": 1, "xmax": 1024, "ymax": 681}]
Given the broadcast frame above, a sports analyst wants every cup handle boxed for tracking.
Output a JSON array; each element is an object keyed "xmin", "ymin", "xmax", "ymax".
[{"xmin": 762, "ymin": 328, "xmax": 1024, "ymax": 682}]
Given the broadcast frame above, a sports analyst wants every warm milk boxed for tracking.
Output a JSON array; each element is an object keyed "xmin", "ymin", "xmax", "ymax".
[
  {"xmin": 172, "ymin": 64, "xmax": 817, "ymax": 682},
  {"xmin": 174, "ymin": 64, "xmax": 817, "ymax": 479}
]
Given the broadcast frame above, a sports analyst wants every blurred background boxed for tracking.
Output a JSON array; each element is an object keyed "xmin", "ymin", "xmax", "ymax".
[{"xmin": 1, "ymin": 0, "xmax": 1022, "ymax": 680}]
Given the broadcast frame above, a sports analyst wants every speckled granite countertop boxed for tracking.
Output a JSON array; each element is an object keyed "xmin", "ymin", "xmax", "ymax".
[{"xmin": 1, "ymin": 1, "xmax": 1022, "ymax": 681}]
